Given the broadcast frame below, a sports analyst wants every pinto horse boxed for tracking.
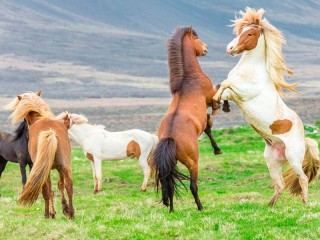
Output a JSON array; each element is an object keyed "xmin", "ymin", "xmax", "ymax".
[
  {"xmin": 213, "ymin": 8, "xmax": 320, "ymax": 205},
  {"xmin": 6, "ymin": 91, "xmax": 74, "ymax": 219},
  {"xmin": 0, "ymin": 120, "xmax": 32, "ymax": 186},
  {"xmin": 57, "ymin": 112, "xmax": 158, "ymax": 193},
  {"xmin": 150, "ymin": 26, "xmax": 220, "ymax": 212}
]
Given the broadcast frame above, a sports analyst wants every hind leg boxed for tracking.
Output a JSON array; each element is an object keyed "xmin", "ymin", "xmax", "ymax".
[
  {"xmin": 138, "ymin": 155, "xmax": 150, "ymax": 191},
  {"xmin": 264, "ymin": 144, "xmax": 285, "ymax": 206},
  {"xmin": 41, "ymin": 178, "xmax": 51, "ymax": 219},
  {"xmin": 58, "ymin": 171, "xmax": 69, "ymax": 216},
  {"xmin": 62, "ymin": 168, "xmax": 74, "ymax": 220},
  {"xmin": 286, "ymin": 148, "xmax": 308, "ymax": 204},
  {"xmin": 47, "ymin": 176, "xmax": 56, "ymax": 218},
  {"xmin": 186, "ymin": 157, "xmax": 203, "ymax": 211}
]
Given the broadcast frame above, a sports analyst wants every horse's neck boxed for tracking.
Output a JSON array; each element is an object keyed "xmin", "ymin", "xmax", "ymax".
[
  {"xmin": 235, "ymin": 34, "xmax": 264, "ymax": 70},
  {"xmin": 182, "ymin": 45, "xmax": 202, "ymax": 77},
  {"xmin": 69, "ymin": 124, "xmax": 106, "ymax": 145},
  {"xmin": 69, "ymin": 124, "xmax": 92, "ymax": 144},
  {"xmin": 25, "ymin": 112, "xmax": 40, "ymax": 126}
]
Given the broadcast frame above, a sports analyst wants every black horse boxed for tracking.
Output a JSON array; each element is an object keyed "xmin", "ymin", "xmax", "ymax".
[{"xmin": 0, "ymin": 120, "xmax": 32, "ymax": 186}]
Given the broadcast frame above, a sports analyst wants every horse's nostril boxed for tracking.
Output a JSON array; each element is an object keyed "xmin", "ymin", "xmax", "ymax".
[{"xmin": 230, "ymin": 46, "xmax": 233, "ymax": 50}]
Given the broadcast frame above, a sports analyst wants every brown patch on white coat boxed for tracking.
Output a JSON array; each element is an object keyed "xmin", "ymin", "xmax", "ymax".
[
  {"xmin": 269, "ymin": 119, "xmax": 293, "ymax": 135},
  {"xmin": 86, "ymin": 153, "xmax": 94, "ymax": 162},
  {"xmin": 126, "ymin": 140, "xmax": 141, "ymax": 159}
]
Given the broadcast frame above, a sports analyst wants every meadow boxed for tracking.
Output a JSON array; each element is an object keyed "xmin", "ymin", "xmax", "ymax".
[{"xmin": 0, "ymin": 124, "xmax": 320, "ymax": 240}]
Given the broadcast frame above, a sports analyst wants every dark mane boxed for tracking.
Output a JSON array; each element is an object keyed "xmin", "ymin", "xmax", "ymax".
[
  {"xmin": 13, "ymin": 119, "xmax": 28, "ymax": 141},
  {"xmin": 168, "ymin": 26, "xmax": 197, "ymax": 94}
]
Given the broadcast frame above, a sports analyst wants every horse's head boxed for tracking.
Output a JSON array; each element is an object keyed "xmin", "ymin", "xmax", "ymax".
[
  {"xmin": 5, "ymin": 90, "xmax": 55, "ymax": 125},
  {"xmin": 184, "ymin": 27, "xmax": 208, "ymax": 56},
  {"xmin": 226, "ymin": 7, "xmax": 265, "ymax": 56},
  {"xmin": 57, "ymin": 112, "xmax": 88, "ymax": 130},
  {"xmin": 226, "ymin": 24, "xmax": 263, "ymax": 56},
  {"xmin": 56, "ymin": 112, "xmax": 72, "ymax": 129}
]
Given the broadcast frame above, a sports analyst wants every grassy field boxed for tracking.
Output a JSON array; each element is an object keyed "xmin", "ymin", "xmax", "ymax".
[{"xmin": 0, "ymin": 124, "xmax": 320, "ymax": 240}]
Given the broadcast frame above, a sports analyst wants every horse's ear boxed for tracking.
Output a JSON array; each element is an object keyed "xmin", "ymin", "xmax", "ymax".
[
  {"xmin": 63, "ymin": 113, "xmax": 69, "ymax": 121},
  {"xmin": 188, "ymin": 26, "xmax": 193, "ymax": 34},
  {"xmin": 36, "ymin": 90, "xmax": 42, "ymax": 96},
  {"xmin": 255, "ymin": 18, "xmax": 260, "ymax": 26},
  {"xmin": 17, "ymin": 95, "xmax": 22, "ymax": 101}
]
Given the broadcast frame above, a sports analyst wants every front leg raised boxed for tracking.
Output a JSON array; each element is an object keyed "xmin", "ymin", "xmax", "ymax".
[{"xmin": 213, "ymin": 79, "xmax": 231, "ymax": 102}]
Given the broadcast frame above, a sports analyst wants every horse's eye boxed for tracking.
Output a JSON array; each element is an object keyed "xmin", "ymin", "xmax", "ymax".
[{"xmin": 248, "ymin": 33, "xmax": 253, "ymax": 37}]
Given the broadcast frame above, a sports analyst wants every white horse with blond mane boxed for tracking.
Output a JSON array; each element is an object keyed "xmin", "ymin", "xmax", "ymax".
[
  {"xmin": 213, "ymin": 7, "xmax": 319, "ymax": 205},
  {"xmin": 57, "ymin": 112, "xmax": 158, "ymax": 193}
]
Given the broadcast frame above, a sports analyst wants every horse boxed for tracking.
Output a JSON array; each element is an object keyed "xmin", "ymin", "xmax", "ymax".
[
  {"xmin": 0, "ymin": 119, "xmax": 32, "ymax": 186},
  {"xmin": 57, "ymin": 112, "xmax": 158, "ymax": 193},
  {"xmin": 149, "ymin": 26, "xmax": 221, "ymax": 212},
  {"xmin": 5, "ymin": 90, "xmax": 74, "ymax": 219},
  {"xmin": 213, "ymin": 7, "xmax": 320, "ymax": 205}
]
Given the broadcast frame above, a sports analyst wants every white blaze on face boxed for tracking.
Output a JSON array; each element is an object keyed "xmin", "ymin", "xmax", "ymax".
[{"xmin": 226, "ymin": 26, "xmax": 255, "ymax": 55}]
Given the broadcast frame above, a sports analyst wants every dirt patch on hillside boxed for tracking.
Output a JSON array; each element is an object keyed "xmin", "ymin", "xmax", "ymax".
[{"xmin": 0, "ymin": 97, "xmax": 319, "ymax": 134}]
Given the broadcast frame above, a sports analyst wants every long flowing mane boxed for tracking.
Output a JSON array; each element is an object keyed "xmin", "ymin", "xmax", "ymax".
[
  {"xmin": 232, "ymin": 7, "xmax": 297, "ymax": 96},
  {"xmin": 6, "ymin": 92, "xmax": 55, "ymax": 124},
  {"xmin": 168, "ymin": 26, "xmax": 197, "ymax": 94}
]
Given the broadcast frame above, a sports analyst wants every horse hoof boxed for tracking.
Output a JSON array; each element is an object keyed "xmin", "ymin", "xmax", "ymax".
[
  {"xmin": 268, "ymin": 200, "xmax": 277, "ymax": 206},
  {"xmin": 214, "ymin": 149, "xmax": 223, "ymax": 155},
  {"xmin": 222, "ymin": 106, "xmax": 230, "ymax": 113},
  {"xmin": 94, "ymin": 190, "xmax": 103, "ymax": 194},
  {"xmin": 198, "ymin": 205, "xmax": 203, "ymax": 211},
  {"xmin": 63, "ymin": 208, "xmax": 69, "ymax": 217},
  {"xmin": 141, "ymin": 188, "xmax": 146, "ymax": 192}
]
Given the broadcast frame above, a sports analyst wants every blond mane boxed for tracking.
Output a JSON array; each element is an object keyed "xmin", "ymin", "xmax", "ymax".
[
  {"xmin": 6, "ymin": 92, "xmax": 55, "ymax": 124},
  {"xmin": 69, "ymin": 113, "xmax": 88, "ymax": 125},
  {"xmin": 232, "ymin": 7, "xmax": 297, "ymax": 97}
]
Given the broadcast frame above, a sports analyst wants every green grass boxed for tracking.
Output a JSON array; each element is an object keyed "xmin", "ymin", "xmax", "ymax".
[{"xmin": 0, "ymin": 124, "xmax": 320, "ymax": 240}]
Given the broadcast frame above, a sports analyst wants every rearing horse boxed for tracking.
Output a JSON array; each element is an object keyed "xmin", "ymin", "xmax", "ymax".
[
  {"xmin": 6, "ymin": 91, "xmax": 74, "ymax": 219},
  {"xmin": 150, "ymin": 26, "xmax": 219, "ymax": 212},
  {"xmin": 213, "ymin": 8, "xmax": 319, "ymax": 205}
]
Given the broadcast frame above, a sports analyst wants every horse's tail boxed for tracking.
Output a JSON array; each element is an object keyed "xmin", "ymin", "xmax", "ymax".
[
  {"xmin": 149, "ymin": 137, "xmax": 188, "ymax": 210},
  {"xmin": 19, "ymin": 129, "xmax": 58, "ymax": 206},
  {"xmin": 283, "ymin": 137, "xmax": 320, "ymax": 195}
]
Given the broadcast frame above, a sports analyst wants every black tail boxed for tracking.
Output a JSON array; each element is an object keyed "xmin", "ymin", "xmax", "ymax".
[{"xmin": 150, "ymin": 137, "xmax": 189, "ymax": 212}]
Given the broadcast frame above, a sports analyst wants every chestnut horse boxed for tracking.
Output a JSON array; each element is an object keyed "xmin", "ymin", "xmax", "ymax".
[
  {"xmin": 213, "ymin": 8, "xmax": 319, "ymax": 205},
  {"xmin": 0, "ymin": 119, "xmax": 32, "ymax": 186},
  {"xmin": 150, "ymin": 26, "xmax": 219, "ymax": 212},
  {"xmin": 6, "ymin": 91, "xmax": 74, "ymax": 219}
]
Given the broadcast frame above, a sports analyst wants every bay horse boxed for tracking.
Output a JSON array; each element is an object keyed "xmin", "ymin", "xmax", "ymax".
[
  {"xmin": 0, "ymin": 119, "xmax": 32, "ymax": 186},
  {"xmin": 57, "ymin": 112, "xmax": 158, "ymax": 193},
  {"xmin": 149, "ymin": 26, "xmax": 220, "ymax": 212},
  {"xmin": 213, "ymin": 8, "xmax": 320, "ymax": 205},
  {"xmin": 6, "ymin": 91, "xmax": 74, "ymax": 219}
]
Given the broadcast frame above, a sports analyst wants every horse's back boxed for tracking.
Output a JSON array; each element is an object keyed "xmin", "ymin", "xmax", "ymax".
[
  {"xmin": 29, "ymin": 119, "xmax": 71, "ymax": 163},
  {"xmin": 111, "ymin": 129, "xmax": 156, "ymax": 152},
  {"xmin": 159, "ymin": 93, "xmax": 207, "ymax": 139}
]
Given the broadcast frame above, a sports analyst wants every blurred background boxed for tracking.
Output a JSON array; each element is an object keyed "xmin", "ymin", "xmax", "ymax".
[{"xmin": 0, "ymin": 0, "xmax": 319, "ymax": 132}]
